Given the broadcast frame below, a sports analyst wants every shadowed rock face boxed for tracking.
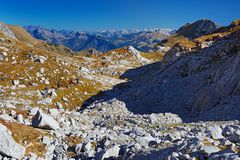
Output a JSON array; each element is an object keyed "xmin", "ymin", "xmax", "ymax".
[{"xmin": 83, "ymin": 30, "xmax": 240, "ymax": 122}]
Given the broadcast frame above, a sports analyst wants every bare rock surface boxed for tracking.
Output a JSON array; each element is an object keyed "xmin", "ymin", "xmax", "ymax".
[
  {"xmin": 32, "ymin": 110, "xmax": 60, "ymax": 130},
  {"xmin": 0, "ymin": 23, "xmax": 16, "ymax": 39},
  {"xmin": 0, "ymin": 124, "xmax": 25, "ymax": 159}
]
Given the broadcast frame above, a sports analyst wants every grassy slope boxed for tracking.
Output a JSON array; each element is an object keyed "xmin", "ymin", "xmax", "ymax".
[{"xmin": 7, "ymin": 25, "xmax": 76, "ymax": 56}]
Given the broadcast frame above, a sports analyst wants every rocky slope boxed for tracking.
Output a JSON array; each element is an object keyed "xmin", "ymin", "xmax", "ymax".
[
  {"xmin": 92, "ymin": 22, "xmax": 240, "ymax": 121},
  {"xmin": 24, "ymin": 26, "xmax": 173, "ymax": 52},
  {"xmin": 0, "ymin": 22, "xmax": 163, "ymax": 159},
  {"xmin": 0, "ymin": 20, "xmax": 240, "ymax": 160}
]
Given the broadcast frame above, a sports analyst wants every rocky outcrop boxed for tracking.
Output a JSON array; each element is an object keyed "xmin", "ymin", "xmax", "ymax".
[
  {"xmin": 128, "ymin": 46, "xmax": 151, "ymax": 64},
  {"xmin": 0, "ymin": 23, "xmax": 16, "ymax": 39},
  {"xmin": 0, "ymin": 124, "xmax": 25, "ymax": 159}
]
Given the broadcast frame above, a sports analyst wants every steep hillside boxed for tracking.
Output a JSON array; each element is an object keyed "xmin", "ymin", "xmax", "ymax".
[
  {"xmin": 73, "ymin": 22, "xmax": 240, "ymax": 159},
  {"xmin": 5, "ymin": 24, "xmax": 75, "ymax": 56},
  {"xmin": 7, "ymin": 25, "xmax": 39, "ymax": 45}
]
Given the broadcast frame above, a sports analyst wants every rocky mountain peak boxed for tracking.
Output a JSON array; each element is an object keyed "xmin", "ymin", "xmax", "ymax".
[{"xmin": 176, "ymin": 19, "xmax": 221, "ymax": 39}]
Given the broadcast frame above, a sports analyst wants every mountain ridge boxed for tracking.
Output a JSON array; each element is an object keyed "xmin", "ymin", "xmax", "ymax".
[{"xmin": 24, "ymin": 25, "xmax": 174, "ymax": 52}]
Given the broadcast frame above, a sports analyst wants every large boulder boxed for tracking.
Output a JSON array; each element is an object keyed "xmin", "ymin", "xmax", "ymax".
[
  {"xmin": 128, "ymin": 46, "xmax": 151, "ymax": 64},
  {"xmin": 96, "ymin": 145, "xmax": 120, "ymax": 160},
  {"xmin": 32, "ymin": 110, "xmax": 60, "ymax": 130},
  {"xmin": 0, "ymin": 123, "xmax": 25, "ymax": 159},
  {"xmin": 202, "ymin": 145, "xmax": 221, "ymax": 156},
  {"xmin": 208, "ymin": 126, "xmax": 224, "ymax": 140}
]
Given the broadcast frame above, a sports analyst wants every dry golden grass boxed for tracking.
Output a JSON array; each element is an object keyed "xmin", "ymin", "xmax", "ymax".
[
  {"xmin": 141, "ymin": 52, "xmax": 165, "ymax": 61},
  {"xmin": 195, "ymin": 25, "xmax": 240, "ymax": 43},
  {"xmin": 231, "ymin": 20, "xmax": 240, "ymax": 27},
  {"xmin": 161, "ymin": 35, "xmax": 196, "ymax": 48},
  {"xmin": 64, "ymin": 136, "xmax": 83, "ymax": 148},
  {"xmin": 99, "ymin": 48, "xmax": 133, "ymax": 61},
  {"xmin": 51, "ymin": 80, "xmax": 102, "ymax": 110},
  {"xmin": 7, "ymin": 25, "xmax": 39, "ymax": 45}
]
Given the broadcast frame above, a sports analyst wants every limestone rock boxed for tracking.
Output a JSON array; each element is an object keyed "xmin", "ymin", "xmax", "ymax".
[
  {"xmin": 208, "ymin": 126, "xmax": 224, "ymax": 140},
  {"xmin": 202, "ymin": 145, "xmax": 221, "ymax": 156},
  {"xmin": 0, "ymin": 123, "xmax": 25, "ymax": 159},
  {"xmin": 32, "ymin": 110, "xmax": 60, "ymax": 130},
  {"xmin": 12, "ymin": 80, "xmax": 19, "ymax": 86},
  {"xmin": 97, "ymin": 145, "xmax": 120, "ymax": 160}
]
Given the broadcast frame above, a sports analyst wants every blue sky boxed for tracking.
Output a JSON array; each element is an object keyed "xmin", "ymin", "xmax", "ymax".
[{"xmin": 0, "ymin": 0, "xmax": 239, "ymax": 31}]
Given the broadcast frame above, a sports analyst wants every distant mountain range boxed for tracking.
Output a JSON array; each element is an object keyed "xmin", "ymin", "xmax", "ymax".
[{"xmin": 24, "ymin": 25, "xmax": 174, "ymax": 52}]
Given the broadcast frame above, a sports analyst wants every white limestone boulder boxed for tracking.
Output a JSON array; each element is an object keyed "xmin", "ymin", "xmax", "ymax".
[
  {"xmin": 0, "ymin": 123, "xmax": 25, "ymax": 159},
  {"xmin": 32, "ymin": 110, "xmax": 60, "ymax": 130}
]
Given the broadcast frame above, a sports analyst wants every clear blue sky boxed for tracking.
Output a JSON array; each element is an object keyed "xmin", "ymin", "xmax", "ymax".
[{"xmin": 0, "ymin": 0, "xmax": 239, "ymax": 31}]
